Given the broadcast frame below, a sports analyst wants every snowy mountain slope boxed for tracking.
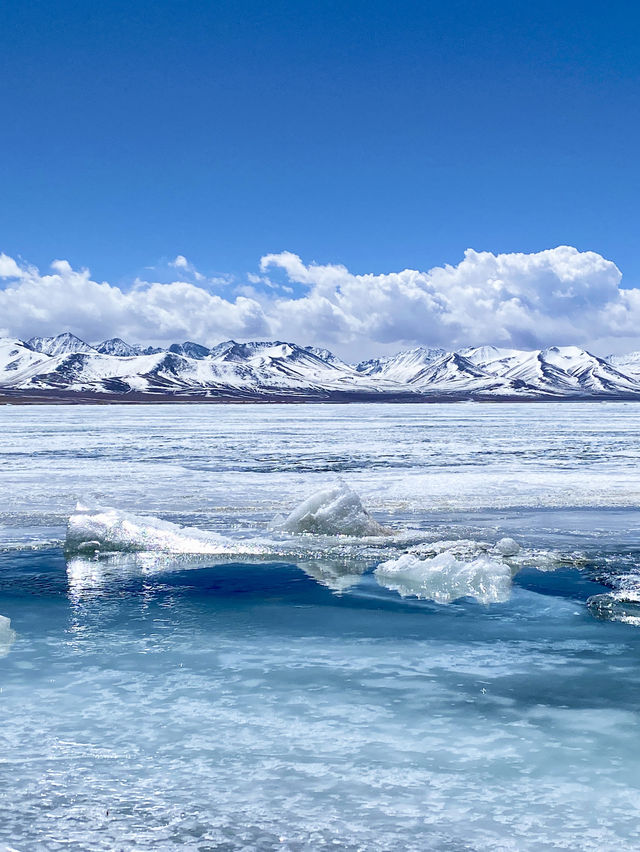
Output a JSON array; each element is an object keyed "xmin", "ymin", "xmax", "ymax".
[
  {"xmin": 3, "ymin": 333, "xmax": 640, "ymax": 400},
  {"xmin": 462, "ymin": 345, "xmax": 640, "ymax": 397},
  {"xmin": 459, "ymin": 346, "xmax": 530, "ymax": 374},
  {"xmin": 0, "ymin": 339, "xmax": 53, "ymax": 387},
  {"xmin": 9, "ymin": 351, "xmax": 167, "ymax": 393},
  {"xmin": 353, "ymin": 345, "xmax": 537, "ymax": 396},
  {"xmin": 542, "ymin": 346, "xmax": 640, "ymax": 395},
  {"xmin": 304, "ymin": 346, "xmax": 352, "ymax": 369},
  {"xmin": 356, "ymin": 347, "xmax": 447, "ymax": 382},
  {"xmin": 406, "ymin": 352, "xmax": 534, "ymax": 396},
  {"xmin": 210, "ymin": 340, "xmax": 345, "ymax": 373},
  {"xmin": 607, "ymin": 351, "xmax": 640, "ymax": 378},
  {"xmin": 409, "ymin": 352, "xmax": 493, "ymax": 386},
  {"xmin": 203, "ymin": 340, "xmax": 390, "ymax": 393},
  {"xmin": 95, "ymin": 338, "xmax": 141, "ymax": 357},
  {"xmin": 1, "ymin": 336, "xmax": 392, "ymax": 397},
  {"xmin": 168, "ymin": 341, "xmax": 211, "ymax": 359},
  {"xmin": 27, "ymin": 332, "xmax": 96, "ymax": 356}
]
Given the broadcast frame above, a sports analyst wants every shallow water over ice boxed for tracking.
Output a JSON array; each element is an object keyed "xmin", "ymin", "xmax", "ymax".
[{"xmin": 2, "ymin": 403, "xmax": 640, "ymax": 850}]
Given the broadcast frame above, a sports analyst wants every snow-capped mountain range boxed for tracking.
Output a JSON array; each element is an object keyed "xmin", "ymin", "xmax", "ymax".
[{"xmin": 2, "ymin": 332, "xmax": 640, "ymax": 401}]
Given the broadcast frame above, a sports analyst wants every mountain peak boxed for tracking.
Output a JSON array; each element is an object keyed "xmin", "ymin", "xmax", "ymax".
[
  {"xmin": 26, "ymin": 332, "xmax": 95, "ymax": 357},
  {"xmin": 168, "ymin": 341, "xmax": 211, "ymax": 359},
  {"xmin": 304, "ymin": 346, "xmax": 349, "ymax": 368},
  {"xmin": 356, "ymin": 347, "xmax": 446, "ymax": 380},
  {"xmin": 95, "ymin": 338, "xmax": 140, "ymax": 357}
]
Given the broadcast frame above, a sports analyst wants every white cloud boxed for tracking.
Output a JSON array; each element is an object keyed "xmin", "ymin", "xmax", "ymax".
[
  {"xmin": 0, "ymin": 253, "xmax": 22, "ymax": 279},
  {"xmin": 1, "ymin": 247, "xmax": 639, "ymax": 356},
  {"xmin": 168, "ymin": 254, "xmax": 204, "ymax": 281},
  {"xmin": 263, "ymin": 246, "xmax": 634, "ymax": 354},
  {"xmin": 0, "ymin": 259, "xmax": 268, "ymax": 344}
]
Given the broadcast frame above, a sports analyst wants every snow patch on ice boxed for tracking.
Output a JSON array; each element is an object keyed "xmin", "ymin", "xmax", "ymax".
[{"xmin": 273, "ymin": 483, "xmax": 391, "ymax": 537}]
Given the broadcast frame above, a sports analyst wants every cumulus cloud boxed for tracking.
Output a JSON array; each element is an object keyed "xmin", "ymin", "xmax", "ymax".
[
  {"xmin": 0, "ymin": 259, "xmax": 269, "ymax": 344},
  {"xmin": 168, "ymin": 254, "xmax": 204, "ymax": 281},
  {"xmin": 1, "ymin": 246, "xmax": 639, "ymax": 356},
  {"xmin": 263, "ymin": 246, "xmax": 637, "ymax": 355},
  {"xmin": 0, "ymin": 253, "xmax": 23, "ymax": 279}
]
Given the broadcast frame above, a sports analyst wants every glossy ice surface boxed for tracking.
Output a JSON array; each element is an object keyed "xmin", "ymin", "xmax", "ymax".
[{"xmin": 2, "ymin": 403, "xmax": 640, "ymax": 851}]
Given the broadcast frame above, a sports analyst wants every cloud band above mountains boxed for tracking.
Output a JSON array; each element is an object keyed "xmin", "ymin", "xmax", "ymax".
[{"xmin": 1, "ymin": 246, "xmax": 638, "ymax": 357}]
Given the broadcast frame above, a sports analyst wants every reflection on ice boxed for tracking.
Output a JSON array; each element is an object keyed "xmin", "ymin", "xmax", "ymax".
[
  {"xmin": 272, "ymin": 483, "xmax": 392, "ymax": 537},
  {"xmin": 66, "ymin": 552, "xmax": 219, "ymax": 595},
  {"xmin": 297, "ymin": 560, "xmax": 367, "ymax": 592},
  {"xmin": 66, "ymin": 550, "xmax": 369, "ymax": 599},
  {"xmin": 0, "ymin": 615, "xmax": 16, "ymax": 658}
]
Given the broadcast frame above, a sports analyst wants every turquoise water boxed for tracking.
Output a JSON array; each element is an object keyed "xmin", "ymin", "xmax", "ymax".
[{"xmin": 2, "ymin": 404, "xmax": 640, "ymax": 850}]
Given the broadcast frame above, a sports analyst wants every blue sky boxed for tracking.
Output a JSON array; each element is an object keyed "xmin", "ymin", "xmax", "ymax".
[
  {"xmin": 1, "ymin": 0, "xmax": 640, "ymax": 356},
  {"xmin": 1, "ymin": 0, "xmax": 638, "ymax": 283}
]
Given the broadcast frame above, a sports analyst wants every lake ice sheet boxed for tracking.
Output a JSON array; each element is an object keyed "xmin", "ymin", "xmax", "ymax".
[{"xmin": 2, "ymin": 402, "xmax": 640, "ymax": 850}]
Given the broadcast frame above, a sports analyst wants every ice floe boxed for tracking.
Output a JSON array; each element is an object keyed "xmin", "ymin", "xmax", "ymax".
[
  {"xmin": 587, "ymin": 591, "xmax": 640, "ymax": 627},
  {"xmin": 66, "ymin": 505, "xmax": 267, "ymax": 556},
  {"xmin": 272, "ymin": 483, "xmax": 391, "ymax": 537},
  {"xmin": 586, "ymin": 563, "xmax": 640, "ymax": 627},
  {"xmin": 375, "ymin": 551, "xmax": 515, "ymax": 604},
  {"xmin": 0, "ymin": 615, "xmax": 16, "ymax": 658},
  {"xmin": 494, "ymin": 537, "xmax": 520, "ymax": 557},
  {"xmin": 64, "ymin": 487, "xmax": 394, "ymax": 597},
  {"xmin": 374, "ymin": 538, "xmax": 580, "ymax": 604},
  {"xmin": 374, "ymin": 535, "xmax": 569, "ymax": 604}
]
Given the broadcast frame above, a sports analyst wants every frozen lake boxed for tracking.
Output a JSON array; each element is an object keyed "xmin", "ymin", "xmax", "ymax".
[{"xmin": 1, "ymin": 403, "xmax": 640, "ymax": 850}]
